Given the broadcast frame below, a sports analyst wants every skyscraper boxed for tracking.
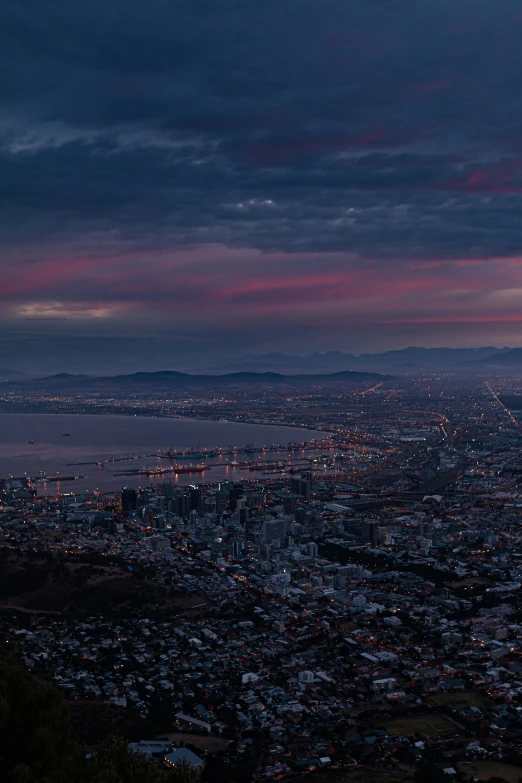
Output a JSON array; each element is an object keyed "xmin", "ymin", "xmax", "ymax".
[
  {"xmin": 361, "ymin": 520, "xmax": 380, "ymax": 546},
  {"xmin": 121, "ymin": 487, "xmax": 138, "ymax": 516},
  {"xmin": 190, "ymin": 484, "xmax": 202, "ymax": 511},
  {"xmin": 228, "ymin": 483, "xmax": 244, "ymax": 512},
  {"xmin": 290, "ymin": 471, "xmax": 312, "ymax": 500},
  {"xmin": 263, "ymin": 518, "xmax": 286, "ymax": 545},
  {"xmin": 168, "ymin": 491, "xmax": 191, "ymax": 518},
  {"xmin": 231, "ymin": 538, "xmax": 246, "ymax": 558}
]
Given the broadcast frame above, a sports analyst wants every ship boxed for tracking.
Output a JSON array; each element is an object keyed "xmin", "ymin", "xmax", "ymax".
[
  {"xmin": 136, "ymin": 464, "xmax": 208, "ymax": 476},
  {"xmin": 167, "ymin": 450, "xmax": 217, "ymax": 459},
  {"xmin": 113, "ymin": 463, "xmax": 209, "ymax": 477},
  {"xmin": 41, "ymin": 475, "xmax": 81, "ymax": 482},
  {"xmin": 173, "ymin": 465, "xmax": 208, "ymax": 474}
]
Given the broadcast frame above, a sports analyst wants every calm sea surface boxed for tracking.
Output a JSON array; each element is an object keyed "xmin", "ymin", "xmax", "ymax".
[{"xmin": 0, "ymin": 414, "xmax": 328, "ymax": 495}]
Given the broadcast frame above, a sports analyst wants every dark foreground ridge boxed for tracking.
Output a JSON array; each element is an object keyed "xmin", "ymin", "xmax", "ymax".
[{"xmin": 6, "ymin": 369, "xmax": 392, "ymax": 390}]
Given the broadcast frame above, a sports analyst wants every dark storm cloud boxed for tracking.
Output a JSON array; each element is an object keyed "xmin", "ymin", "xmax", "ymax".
[
  {"xmin": 2, "ymin": 137, "xmax": 522, "ymax": 260},
  {"xmin": 2, "ymin": 0, "xmax": 522, "ymax": 367},
  {"xmin": 2, "ymin": 0, "xmax": 522, "ymax": 260}
]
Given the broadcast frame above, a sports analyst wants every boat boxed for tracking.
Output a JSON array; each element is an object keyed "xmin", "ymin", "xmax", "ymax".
[
  {"xmin": 28, "ymin": 441, "xmax": 34, "ymax": 444},
  {"xmin": 41, "ymin": 475, "xmax": 80, "ymax": 482},
  {"xmin": 62, "ymin": 433, "xmax": 71, "ymax": 437},
  {"xmin": 113, "ymin": 464, "xmax": 209, "ymax": 477},
  {"xmin": 167, "ymin": 450, "xmax": 217, "ymax": 459},
  {"xmin": 139, "ymin": 465, "xmax": 208, "ymax": 476}
]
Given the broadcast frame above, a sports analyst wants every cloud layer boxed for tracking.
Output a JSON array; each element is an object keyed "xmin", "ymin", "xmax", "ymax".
[{"xmin": 2, "ymin": 0, "xmax": 522, "ymax": 369}]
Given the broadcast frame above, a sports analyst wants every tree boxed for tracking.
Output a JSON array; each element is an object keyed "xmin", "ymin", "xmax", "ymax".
[
  {"xmin": 0, "ymin": 655, "xmax": 84, "ymax": 783},
  {"xmin": 414, "ymin": 763, "xmax": 449, "ymax": 783},
  {"xmin": 88, "ymin": 740, "xmax": 200, "ymax": 783},
  {"xmin": 88, "ymin": 737, "xmax": 166, "ymax": 783},
  {"xmin": 0, "ymin": 657, "xmax": 201, "ymax": 783},
  {"xmin": 167, "ymin": 759, "xmax": 200, "ymax": 783}
]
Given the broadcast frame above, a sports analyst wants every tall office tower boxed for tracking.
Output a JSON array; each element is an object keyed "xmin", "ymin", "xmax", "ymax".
[
  {"xmin": 290, "ymin": 476, "xmax": 301, "ymax": 496},
  {"xmin": 121, "ymin": 487, "xmax": 138, "ymax": 516},
  {"xmin": 172, "ymin": 491, "xmax": 191, "ymax": 518},
  {"xmin": 295, "ymin": 506, "xmax": 308, "ymax": 525},
  {"xmin": 214, "ymin": 489, "xmax": 227, "ymax": 514},
  {"xmin": 361, "ymin": 519, "xmax": 381, "ymax": 546},
  {"xmin": 301, "ymin": 471, "xmax": 312, "ymax": 500},
  {"xmin": 231, "ymin": 538, "xmax": 246, "ymax": 558},
  {"xmin": 219, "ymin": 480, "xmax": 232, "ymax": 495},
  {"xmin": 164, "ymin": 482, "xmax": 177, "ymax": 499},
  {"xmin": 263, "ymin": 518, "xmax": 286, "ymax": 545},
  {"xmin": 247, "ymin": 491, "xmax": 265, "ymax": 509},
  {"xmin": 190, "ymin": 484, "xmax": 202, "ymax": 511},
  {"xmin": 141, "ymin": 505, "xmax": 154, "ymax": 525},
  {"xmin": 241, "ymin": 507, "xmax": 254, "ymax": 541},
  {"xmin": 228, "ymin": 483, "xmax": 244, "ymax": 512},
  {"xmin": 290, "ymin": 472, "xmax": 312, "ymax": 500},
  {"xmin": 283, "ymin": 495, "xmax": 297, "ymax": 514}
]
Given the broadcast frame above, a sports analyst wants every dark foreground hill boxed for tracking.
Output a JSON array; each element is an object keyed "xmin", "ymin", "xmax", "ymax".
[{"xmin": 0, "ymin": 550, "xmax": 209, "ymax": 620}]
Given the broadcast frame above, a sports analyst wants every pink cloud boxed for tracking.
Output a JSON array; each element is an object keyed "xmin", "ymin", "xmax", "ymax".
[
  {"xmin": 437, "ymin": 160, "xmax": 522, "ymax": 193},
  {"xmin": 5, "ymin": 242, "xmax": 522, "ymax": 332}
]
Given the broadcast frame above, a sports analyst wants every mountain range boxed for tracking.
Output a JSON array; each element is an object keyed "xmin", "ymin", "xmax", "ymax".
[
  {"xmin": 5, "ymin": 347, "xmax": 522, "ymax": 383},
  {"xmin": 199, "ymin": 347, "xmax": 522, "ymax": 374},
  {"xmin": 5, "ymin": 369, "xmax": 391, "ymax": 391}
]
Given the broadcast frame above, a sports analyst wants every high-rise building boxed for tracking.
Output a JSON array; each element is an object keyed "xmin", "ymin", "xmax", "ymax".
[
  {"xmin": 121, "ymin": 487, "xmax": 138, "ymax": 516},
  {"xmin": 247, "ymin": 492, "xmax": 265, "ymax": 509},
  {"xmin": 190, "ymin": 484, "xmax": 202, "ymax": 511},
  {"xmin": 164, "ymin": 483, "xmax": 177, "ymax": 499},
  {"xmin": 290, "ymin": 472, "xmax": 312, "ymax": 500},
  {"xmin": 228, "ymin": 484, "xmax": 244, "ymax": 511},
  {"xmin": 283, "ymin": 495, "xmax": 297, "ymax": 514},
  {"xmin": 361, "ymin": 520, "xmax": 380, "ymax": 546},
  {"xmin": 214, "ymin": 489, "xmax": 227, "ymax": 514},
  {"xmin": 263, "ymin": 518, "xmax": 286, "ymax": 545},
  {"xmin": 295, "ymin": 506, "xmax": 308, "ymax": 525},
  {"xmin": 231, "ymin": 538, "xmax": 246, "ymax": 558},
  {"xmin": 169, "ymin": 491, "xmax": 191, "ymax": 518},
  {"xmin": 141, "ymin": 505, "xmax": 154, "ymax": 524}
]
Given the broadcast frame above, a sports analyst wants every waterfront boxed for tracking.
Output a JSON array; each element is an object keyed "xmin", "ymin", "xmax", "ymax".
[{"xmin": 0, "ymin": 414, "xmax": 328, "ymax": 494}]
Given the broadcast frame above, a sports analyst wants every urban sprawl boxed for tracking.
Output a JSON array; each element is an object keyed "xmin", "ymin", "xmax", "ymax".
[{"xmin": 3, "ymin": 375, "xmax": 522, "ymax": 782}]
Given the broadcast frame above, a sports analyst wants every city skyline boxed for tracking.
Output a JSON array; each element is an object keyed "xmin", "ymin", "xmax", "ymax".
[{"xmin": 3, "ymin": 1, "xmax": 522, "ymax": 371}]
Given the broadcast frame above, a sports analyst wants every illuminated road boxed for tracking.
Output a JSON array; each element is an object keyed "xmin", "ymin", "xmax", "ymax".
[
  {"xmin": 360, "ymin": 382, "xmax": 384, "ymax": 396},
  {"xmin": 484, "ymin": 382, "xmax": 519, "ymax": 427}
]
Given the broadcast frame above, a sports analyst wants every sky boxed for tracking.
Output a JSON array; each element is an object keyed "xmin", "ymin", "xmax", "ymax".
[{"xmin": 3, "ymin": 0, "xmax": 522, "ymax": 374}]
